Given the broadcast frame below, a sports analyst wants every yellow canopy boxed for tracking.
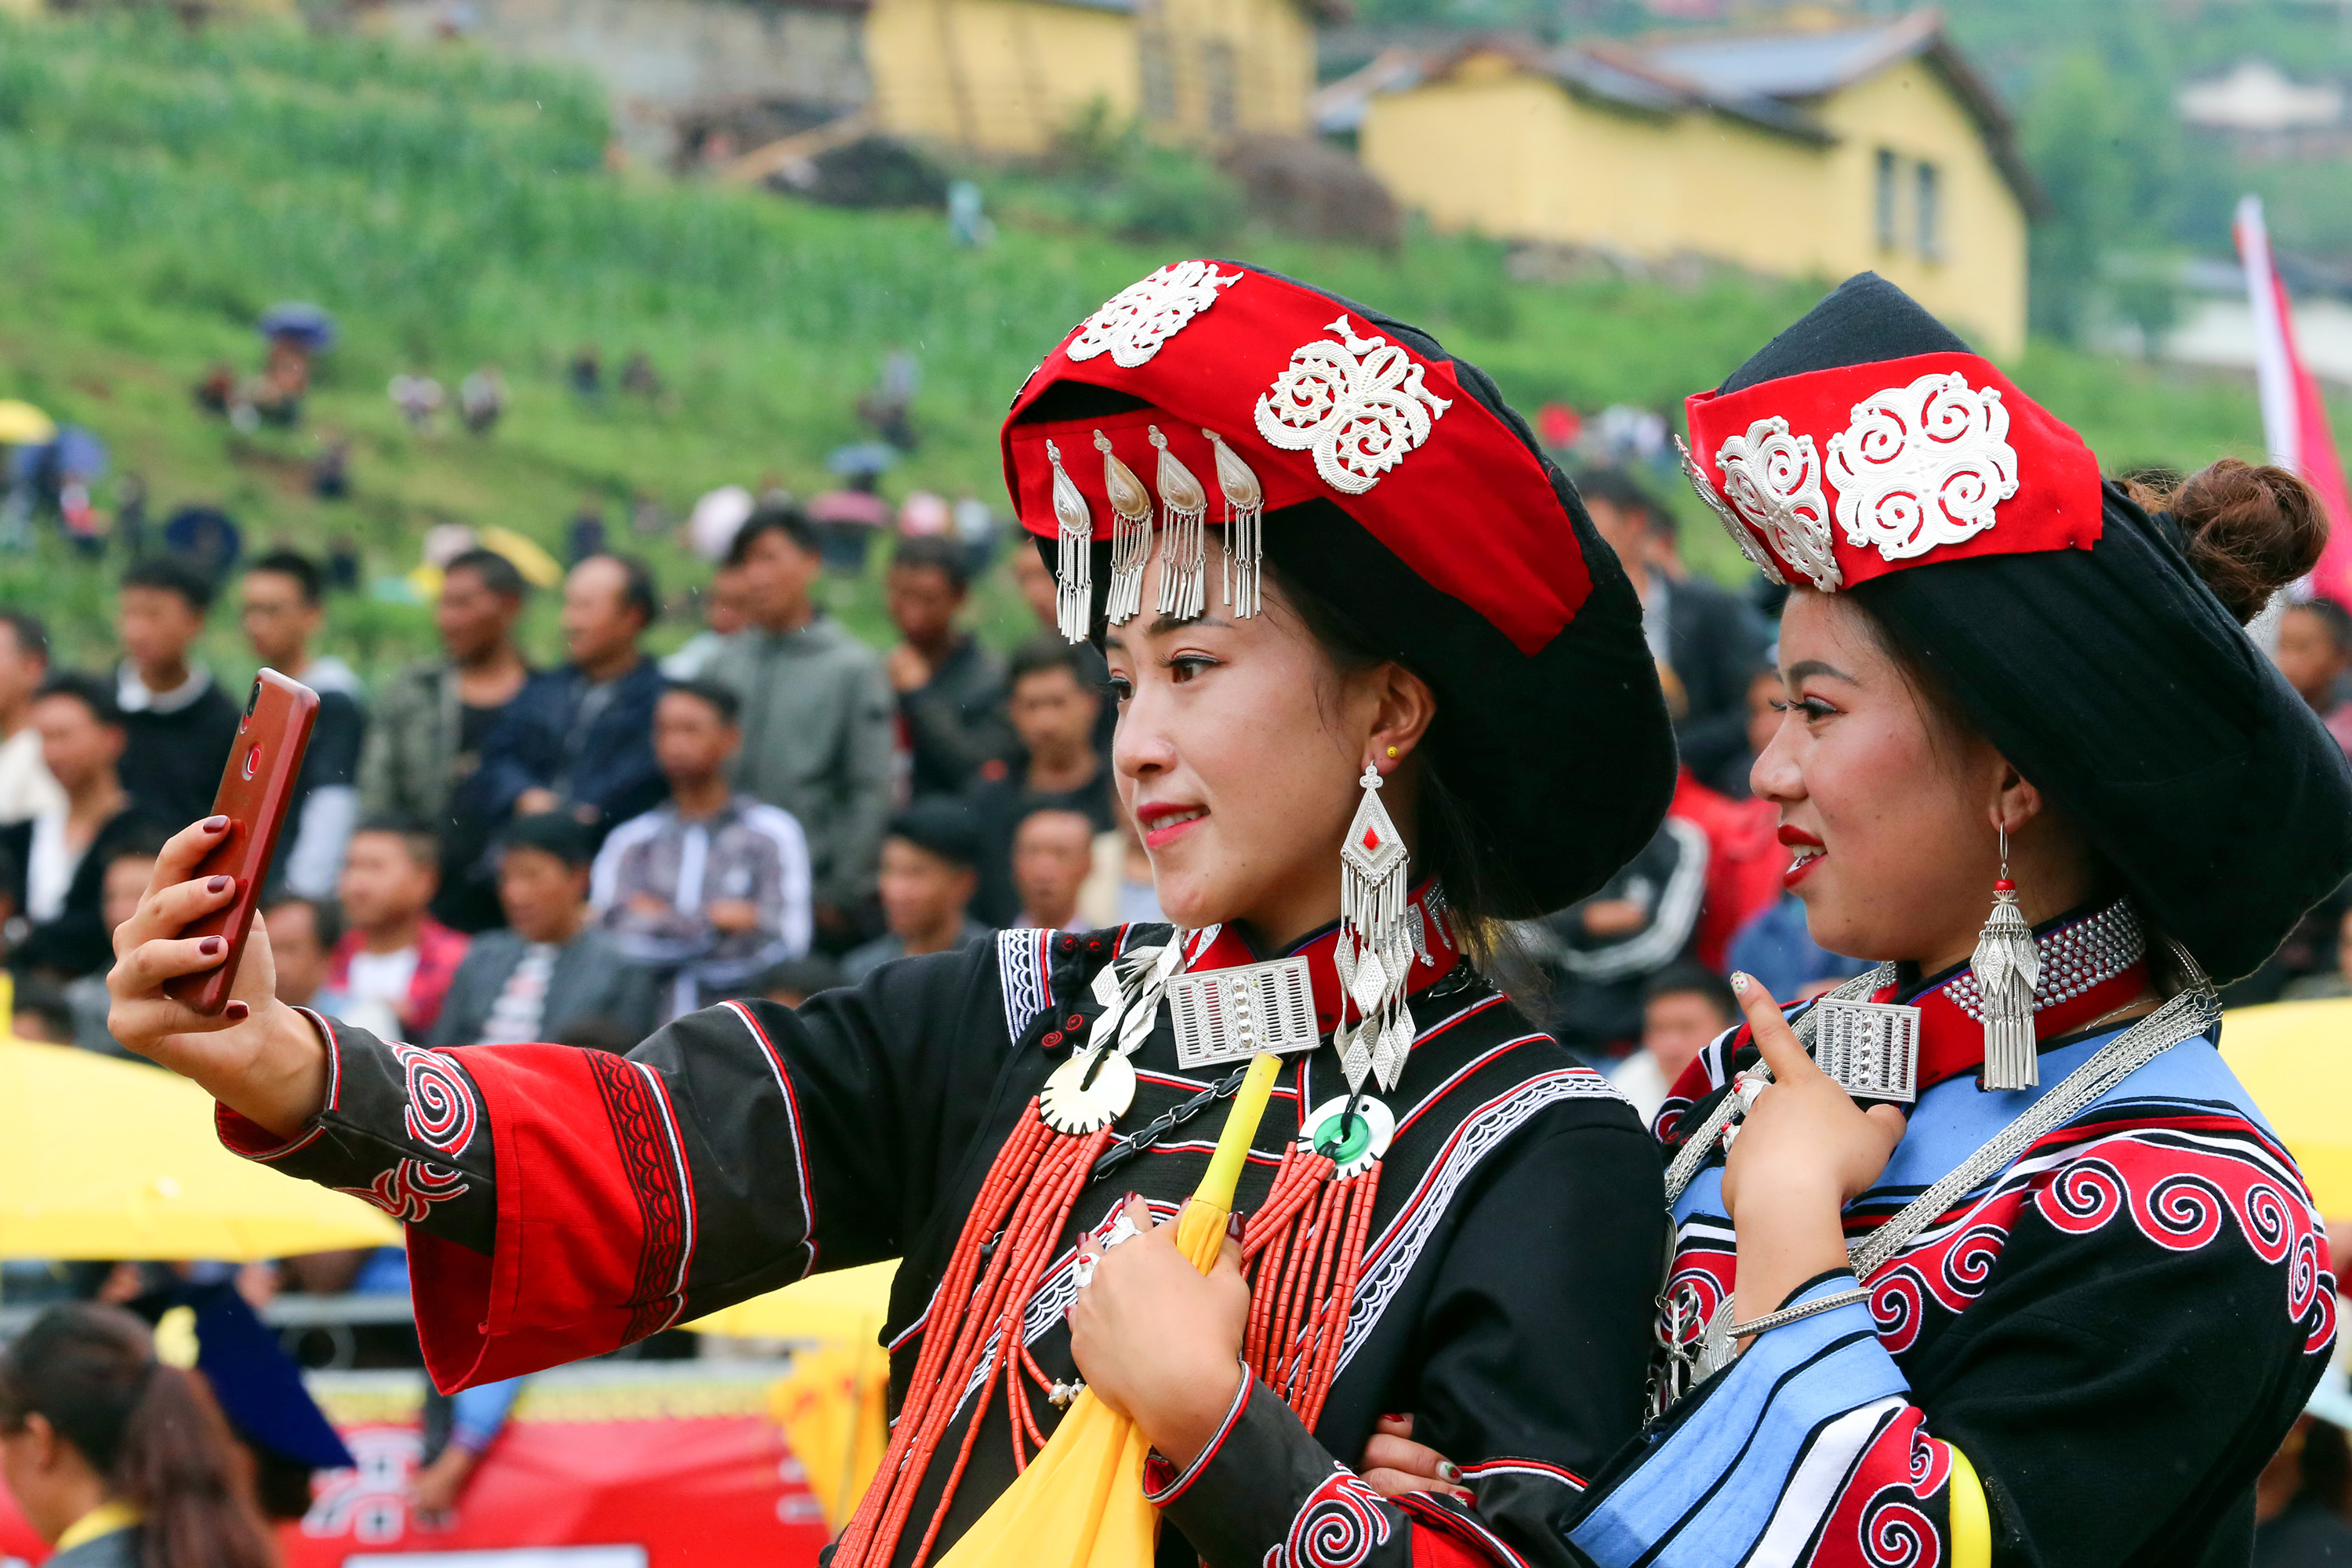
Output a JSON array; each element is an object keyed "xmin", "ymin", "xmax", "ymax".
[
  {"xmin": 0, "ymin": 1037, "xmax": 399, "ymax": 1260},
  {"xmin": 0, "ymin": 401, "xmax": 56, "ymax": 445},
  {"xmin": 2221, "ymin": 997, "xmax": 2352, "ymax": 1220},
  {"xmin": 686, "ymin": 1260, "xmax": 898, "ymax": 1341}
]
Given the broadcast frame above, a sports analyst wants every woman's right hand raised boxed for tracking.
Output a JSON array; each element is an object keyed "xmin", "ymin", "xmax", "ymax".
[{"xmin": 106, "ymin": 816, "xmax": 329, "ymax": 1140}]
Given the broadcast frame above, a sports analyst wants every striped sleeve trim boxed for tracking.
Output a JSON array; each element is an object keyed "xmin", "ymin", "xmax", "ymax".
[{"xmin": 1142, "ymin": 1362, "xmax": 1254, "ymax": 1506}]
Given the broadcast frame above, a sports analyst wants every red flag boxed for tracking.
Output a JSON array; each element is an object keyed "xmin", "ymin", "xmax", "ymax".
[{"xmin": 2236, "ymin": 194, "xmax": 2352, "ymax": 608}]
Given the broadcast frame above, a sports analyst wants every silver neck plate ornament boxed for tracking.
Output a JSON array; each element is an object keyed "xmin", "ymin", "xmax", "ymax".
[
  {"xmin": 1166, "ymin": 956, "xmax": 1319, "ymax": 1071},
  {"xmin": 1335, "ymin": 763, "xmax": 1414, "ymax": 1094},
  {"xmin": 1809, "ymin": 996, "xmax": 1921, "ymax": 1103},
  {"xmin": 1971, "ymin": 828, "xmax": 2042, "ymax": 1092}
]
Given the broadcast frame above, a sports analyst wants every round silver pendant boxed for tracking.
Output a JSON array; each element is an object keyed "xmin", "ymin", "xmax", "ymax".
[
  {"xmin": 1297, "ymin": 1094, "xmax": 1393, "ymax": 1180},
  {"xmin": 1040, "ymin": 1046, "xmax": 1137, "ymax": 1135}
]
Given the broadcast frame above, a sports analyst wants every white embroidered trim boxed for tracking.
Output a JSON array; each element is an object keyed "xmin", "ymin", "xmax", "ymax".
[
  {"xmin": 1255, "ymin": 315, "xmax": 1450, "ymax": 495},
  {"xmin": 1142, "ymin": 1360, "xmax": 1253, "ymax": 1504},
  {"xmin": 1715, "ymin": 416, "xmax": 1842, "ymax": 591},
  {"xmin": 1825, "ymin": 371, "xmax": 2020, "ymax": 562},
  {"xmin": 997, "ymin": 927, "xmax": 1054, "ymax": 1044},
  {"xmin": 1065, "ymin": 260, "xmax": 1241, "ymax": 368},
  {"xmin": 1335, "ymin": 1069, "xmax": 1626, "ymax": 1379}
]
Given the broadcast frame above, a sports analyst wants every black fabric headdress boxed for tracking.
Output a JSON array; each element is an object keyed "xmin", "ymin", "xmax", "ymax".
[{"xmin": 1719, "ymin": 274, "xmax": 2352, "ymax": 982}]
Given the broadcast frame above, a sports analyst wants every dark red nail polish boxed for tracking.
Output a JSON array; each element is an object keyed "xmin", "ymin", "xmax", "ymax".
[
  {"xmin": 224, "ymin": 1001, "xmax": 249, "ymax": 1021},
  {"xmin": 201, "ymin": 815, "xmax": 228, "ymax": 832},
  {"xmin": 206, "ymin": 875, "xmax": 231, "ymax": 895},
  {"xmin": 1120, "ymin": 1191, "xmax": 1138, "ymax": 1208},
  {"xmin": 1226, "ymin": 1210, "xmax": 1244, "ymax": 1242},
  {"xmin": 199, "ymin": 936, "xmax": 223, "ymax": 956}
]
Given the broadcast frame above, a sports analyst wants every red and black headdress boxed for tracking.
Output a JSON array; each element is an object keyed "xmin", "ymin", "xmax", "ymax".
[
  {"xmin": 1000, "ymin": 260, "xmax": 1675, "ymax": 917},
  {"xmin": 1686, "ymin": 273, "xmax": 2352, "ymax": 982}
]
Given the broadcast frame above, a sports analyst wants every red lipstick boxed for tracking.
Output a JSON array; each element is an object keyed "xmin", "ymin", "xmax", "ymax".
[
  {"xmin": 1777, "ymin": 825, "xmax": 1825, "ymax": 890},
  {"xmin": 1135, "ymin": 800, "xmax": 1207, "ymax": 849}
]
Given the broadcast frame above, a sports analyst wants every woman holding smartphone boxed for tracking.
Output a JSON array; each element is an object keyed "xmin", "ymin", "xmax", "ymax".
[{"xmin": 105, "ymin": 260, "xmax": 1681, "ymax": 1568}]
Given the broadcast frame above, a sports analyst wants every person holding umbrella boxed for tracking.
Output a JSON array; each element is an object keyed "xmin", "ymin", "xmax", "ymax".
[{"xmin": 109, "ymin": 261, "xmax": 1679, "ymax": 1567}]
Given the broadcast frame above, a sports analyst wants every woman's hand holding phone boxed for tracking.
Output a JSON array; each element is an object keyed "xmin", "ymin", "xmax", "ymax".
[{"xmin": 106, "ymin": 816, "xmax": 329, "ymax": 1140}]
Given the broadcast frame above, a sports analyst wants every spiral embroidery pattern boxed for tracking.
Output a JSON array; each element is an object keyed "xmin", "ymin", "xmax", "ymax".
[
  {"xmin": 1824, "ymin": 371, "xmax": 2020, "ymax": 563},
  {"xmin": 336, "ymin": 1159, "xmax": 468, "ymax": 1223},
  {"xmin": 391, "ymin": 1043, "xmax": 478, "ymax": 1156},
  {"xmin": 1267, "ymin": 1468, "xmax": 1392, "ymax": 1568}
]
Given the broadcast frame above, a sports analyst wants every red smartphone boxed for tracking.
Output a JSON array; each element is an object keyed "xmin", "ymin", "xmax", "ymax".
[{"xmin": 163, "ymin": 669, "xmax": 320, "ymax": 1015}]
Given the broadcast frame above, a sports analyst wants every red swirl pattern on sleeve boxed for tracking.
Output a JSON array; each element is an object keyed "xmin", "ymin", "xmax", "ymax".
[
  {"xmin": 390, "ymin": 1042, "xmax": 479, "ymax": 1156},
  {"xmin": 1266, "ymin": 1468, "xmax": 1393, "ymax": 1568}
]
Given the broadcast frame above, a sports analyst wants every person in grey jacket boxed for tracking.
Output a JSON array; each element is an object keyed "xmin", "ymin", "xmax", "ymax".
[
  {"xmin": 427, "ymin": 813, "xmax": 659, "ymax": 1048},
  {"xmin": 703, "ymin": 505, "xmax": 893, "ymax": 942}
]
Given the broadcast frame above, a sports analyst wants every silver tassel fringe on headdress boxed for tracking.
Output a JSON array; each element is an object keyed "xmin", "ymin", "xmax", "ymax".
[
  {"xmin": 1098, "ymin": 430, "xmax": 1153, "ymax": 626},
  {"xmin": 1970, "ymin": 828, "xmax": 2040, "ymax": 1092},
  {"xmin": 1047, "ymin": 439, "xmax": 1094, "ymax": 643},
  {"xmin": 1335, "ymin": 764, "xmax": 1415, "ymax": 1094},
  {"xmin": 1150, "ymin": 426, "xmax": 1208, "ymax": 622},
  {"xmin": 1205, "ymin": 429, "xmax": 1265, "ymax": 618}
]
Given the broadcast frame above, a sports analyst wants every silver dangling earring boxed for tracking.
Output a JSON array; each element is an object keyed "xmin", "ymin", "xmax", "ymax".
[
  {"xmin": 1336, "ymin": 760, "xmax": 1414, "ymax": 1094},
  {"xmin": 1971, "ymin": 825, "xmax": 2041, "ymax": 1091}
]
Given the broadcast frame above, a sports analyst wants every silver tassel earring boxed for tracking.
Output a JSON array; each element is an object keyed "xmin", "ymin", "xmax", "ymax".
[
  {"xmin": 1149, "ymin": 426, "xmax": 1207, "ymax": 621},
  {"xmin": 1096, "ymin": 430, "xmax": 1152, "ymax": 627},
  {"xmin": 1971, "ymin": 825, "xmax": 2041, "ymax": 1091},
  {"xmin": 1047, "ymin": 440, "xmax": 1094, "ymax": 643},
  {"xmin": 1204, "ymin": 428, "xmax": 1265, "ymax": 618},
  {"xmin": 1335, "ymin": 761, "xmax": 1414, "ymax": 1094}
]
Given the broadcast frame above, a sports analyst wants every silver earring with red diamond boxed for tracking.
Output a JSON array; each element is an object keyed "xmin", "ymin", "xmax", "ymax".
[{"xmin": 1336, "ymin": 758, "xmax": 1414, "ymax": 1093}]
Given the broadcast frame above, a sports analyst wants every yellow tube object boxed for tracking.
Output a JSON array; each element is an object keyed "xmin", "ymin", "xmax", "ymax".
[
  {"xmin": 935, "ymin": 1051, "xmax": 1283, "ymax": 1568},
  {"xmin": 1946, "ymin": 1442, "xmax": 1991, "ymax": 1568}
]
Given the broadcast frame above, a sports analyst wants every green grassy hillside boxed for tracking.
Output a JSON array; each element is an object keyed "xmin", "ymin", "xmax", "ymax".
[{"xmin": 0, "ymin": 13, "xmax": 2296, "ymax": 684}]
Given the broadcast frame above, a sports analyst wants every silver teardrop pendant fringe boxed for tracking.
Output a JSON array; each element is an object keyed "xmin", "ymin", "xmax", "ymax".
[
  {"xmin": 1150, "ymin": 426, "xmax": 1208, "ymax": 622},
  {"xmin": 1971, "ymin": 828, "xmax": 2041, "ymax": 1092},
  {"xmin": 1047, "ymin": 439, "xmax": 1094, "ymax": 643},
  {"xmin": 1205, "ymin": 429, "xmax": 1265, "ymax": 619},
  {"xmin": 1334, "ymin": 763, "xmax": 1414, "ymax": 1094},
  {"xmin": 1098, "ymin": 430, "xmax": 1153, "ymax": 627}
]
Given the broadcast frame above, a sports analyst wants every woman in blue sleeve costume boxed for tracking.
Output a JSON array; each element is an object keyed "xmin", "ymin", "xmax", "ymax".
[{"xmin": 1559, "ymin": 274, "xmax": 2352, "ymax": 1566}]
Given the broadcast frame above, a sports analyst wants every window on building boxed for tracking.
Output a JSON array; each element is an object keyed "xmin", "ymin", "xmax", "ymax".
[
  {"xmin": 1916, "ymin": 160, "xmax": 1943, "ymax": 261},
  {"xmin": 1140, "ymin": 30, "xmax": 1176, "ymax": 123},
  {"xmin": 1202, "ymin": 39, "xmax": 1238, "ymax": 132},
  {"xmin": 1874, "ymin": 147, "xmax": 1898, "ymax": 251}
]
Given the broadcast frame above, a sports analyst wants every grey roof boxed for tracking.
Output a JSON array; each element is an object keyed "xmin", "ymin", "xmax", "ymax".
[{"xmin": 1642, "ymin": 22, "xmax": 1925, "ymax": 100}]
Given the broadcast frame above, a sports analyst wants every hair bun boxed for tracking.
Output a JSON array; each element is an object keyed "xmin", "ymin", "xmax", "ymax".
[{"xmin": 2161, "ymin": 458, "xmax": 2328, "ymax": 624}]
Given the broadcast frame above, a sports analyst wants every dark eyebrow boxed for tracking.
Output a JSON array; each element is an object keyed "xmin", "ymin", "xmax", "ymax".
[
  {"xmin": 1145, "ymin": 612, "xmax": 1231, "ymax": 637},
  {"xmin": 1784, "ymin": 659, "xmax": 1859, "ymax": 685}
]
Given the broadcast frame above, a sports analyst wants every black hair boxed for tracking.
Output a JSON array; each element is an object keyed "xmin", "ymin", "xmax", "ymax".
[
  {"xmin": 34, "ymin": 669, "xmax": 123, "ymax": 728},
  {"xmin": 583, "ymin": 552, "xmax": 660, "ymax": 628},
  {"xmin": 1641, "ymin": 960, "xmax": 1739, "ymax": 1022},
  {"xmin": 1573, "ymin": 467, "xmax": 1668, "ymax": 535},
  {"xmin": 0, "ymin": 610, "xmax": 49, "ymax": 664},
  {"xmin": 351, "ymin": 812, "xmax": 439, "ymax": 870},
  {"xmin": 104, "ymin": 825, "xmax": 172, "ymax": 869},
  {"xmin": 887, "ymin": 798, "xmax": 982, "ymax": 870},
  {"xmin": 260, "ymin": 892, "xmax": 343, "ymax": 953},
  {"xmin": 245, "ymin": 550, "xmax": 324, "ymax": 608},
  {"xmin": 1007, "ymin": 636, "xmax": 1094, "ymax": 690},
  {"xmin": 122, "ymin": 557, "xmax": 216, "ymax": 615},
  {"xmin": 0, "ymin": 1303, "xmax": 276, "ymax": 1568},
  {"xmin": 443, "ymin": 547, "xmax": 527, "ymax": 601},
  {"xmin": 726, "ymin": 503, "xmax": 818, "ymax": 565},
  {"xmin": 661, "ymin": 677, "xmax": 740, "ymax": 726},
  {"xmin": 499, "ymin": 811, "xmax": 595, "ymax": 869},
  {"xmin": 2288, "ymin": 596, "xmax": 2352, "ymax": 659},
  {"xmin": 891, "ymin": 534, "xmax": 973, "ymax": 593}
]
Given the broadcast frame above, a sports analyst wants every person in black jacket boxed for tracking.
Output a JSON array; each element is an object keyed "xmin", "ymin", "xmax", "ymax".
[
  {"xmin": 466, "ymin": 553, "xmax": 666, "ymax": 847},
  {"xmin": 1579, "ymin": 467, "xmax": 1771, "ymax": 795},
  {"xmin": 885, "ymin": 535, "xmax": 1012, "ymax": 798},
  {"xmin": 239, "ymin": 550, "xmax": 366, "ymax": 900},
  {"xmin": 0, "ymin": 672, "xmax": 162, "ymax": 981},
  {"xmin": 113, "ymin": 557, "xmax": 239, "ymax": 825}
]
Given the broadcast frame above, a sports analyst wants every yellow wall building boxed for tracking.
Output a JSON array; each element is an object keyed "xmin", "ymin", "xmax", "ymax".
[
  {"xmin": 866, "ymin": 0, "xmax": 1324, "ymax": 154},
  {"xmin": 1347, "ymin": 13, "xmax": 2037, "ymax": 356}
]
